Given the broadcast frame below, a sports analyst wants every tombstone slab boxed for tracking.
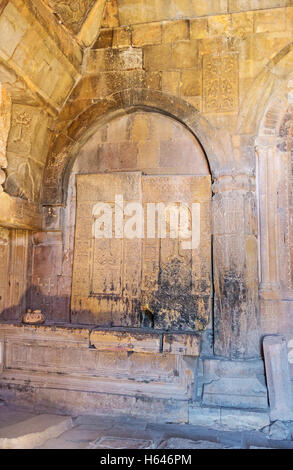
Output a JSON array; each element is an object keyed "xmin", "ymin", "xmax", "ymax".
[{"xmin": 263, "ymin": 335, "xmax": 293, "ymax": 421}]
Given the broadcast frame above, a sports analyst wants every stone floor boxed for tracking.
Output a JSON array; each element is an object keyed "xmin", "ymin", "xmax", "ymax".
[{"xmin": 1, "ymin": 404, "xmax": 293, "ymax": 449}]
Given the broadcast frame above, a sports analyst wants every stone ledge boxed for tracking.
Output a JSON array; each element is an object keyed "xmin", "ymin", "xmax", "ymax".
[
  {"xmin": 0, "ymin": 323, "xmax": 198, "ymax": 401},
  {"xmin": 0, "ymin": 192, "xmax": 42, "ymax": 230},
  {"xmin": 163, "ymin": 333, "xmax": 200, "ymax": 356},
  {"xmin": 0, "ymin": 323, "xmax": 201, "ymax": 356},
  {"xmin": 90, "ymin": 329, "xmax": 161, "ymax": 354}
]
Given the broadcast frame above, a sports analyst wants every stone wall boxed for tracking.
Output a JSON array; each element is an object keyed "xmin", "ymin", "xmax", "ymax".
[
  {"xmin": 0, "ymin": 0, "xmax": 293, "ymax": 401},
  {"xmin": 44, "ymin": 2, "xmax": 293, "ymax": 201},
  {"xmin": 29, "ymin": 111, "xmax": 211, "ymax": 326}
]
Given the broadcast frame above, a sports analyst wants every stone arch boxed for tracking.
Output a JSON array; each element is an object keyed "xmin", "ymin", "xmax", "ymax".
[
  {"xmin": 237, "ymin": 41, "xmax": 293, "ymax": 136},
  {"xmin": 42, "ymin": 88, "xmax": 260, "ymax": 360},
  {"xmin": 43, "ymin": 88, "xmax": 232, "ymax": 205}
]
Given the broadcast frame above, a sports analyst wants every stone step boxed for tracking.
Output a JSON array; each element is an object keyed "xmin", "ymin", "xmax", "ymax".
[{"xmin": 0, "ymin": 414, "xmax": 73, "ymax": 449}]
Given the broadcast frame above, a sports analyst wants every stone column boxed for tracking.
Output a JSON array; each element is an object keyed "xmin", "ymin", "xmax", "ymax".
[
  {"xmin": 213, "ymin": 173, "xmax": 260, "ymax": 359},
  {"xmin": 255, "ymin": 137, "xmax": 284, "ymax": 334},
  {"xmin": 256, "ymin": 138, "xmax": 281, "ymax": 296}
]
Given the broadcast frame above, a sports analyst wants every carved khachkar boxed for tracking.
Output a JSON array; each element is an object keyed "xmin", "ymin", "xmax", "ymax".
[
  {"xmin": 71, "ymin": 172, "xmax": 143, "ymax": 326},
  {"xmin": 71, "ymin": 172, "xmax": 211, "ymax": 330},
  {"xmin": 203, "ymin": 53, "xmax": 239, "ymax": 113},
  {"xmin": 46, "ymin": 0, "xmax": 96, "ymax": 34}
]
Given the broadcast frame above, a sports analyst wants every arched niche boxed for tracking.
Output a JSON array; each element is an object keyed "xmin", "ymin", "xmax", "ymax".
[
  {"xmin": 38, "ymin": 110, "xmax": 213, "ymax": 332},
  {"xmin": 42, "ymin": 89, "xmax": 231, "ymax": 206}
]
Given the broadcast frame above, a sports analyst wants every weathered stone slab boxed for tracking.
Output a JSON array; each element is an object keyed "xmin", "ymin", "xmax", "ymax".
[
  {"xmin": 141, "ymin": 175, "xmax": 211, "ymax": 332},
  {"xmin": 0, "ymin": 192, "xmax": 42, "ymax": 230},
  {"xmin": 89, "ymin": 436, "xmax": 152, "ymax": 449},
  {"xmin": 263, "ymin": 335, "xmax": 293, "ymax": 421},
  {"xmin": 163, "ymin": 333, "xmax": 200, "ymax": 356},
  {"xmin": 202, "ymin": 377, "xmax": 268, "ymax": 409},
  {"xmin": 72, "ymin": 172, "xmax": 211, "ymax": 330},
  {"xmin": 221, "ymin": 409, "xmax": 270, "ymax": 431},
  {"xmin": 159, "ymin": 438, "xmax": 226, "ymax": 449},
  {"xmin": 71, "ymin": 172, "xmax": 143, "ymax": 326},
  {"xmin": 262, "ymin": 420, "xmax": 292, "ymax": 441},
  {"xmin": 34, "ymin": 388, "xmax": 189, "ymax": 424},
  {"xmin": 90, "ymin": 329, "xmax": 161, "ymax": 353},
  {"xmin": 189, "ymin": 405, "xmax": 221, "ymax": 428},
  {"xmin": 201, "ymin": 357, "xmax": 268, "ymax": 409},
  {"xmin": 0, "ymin": 323, "xmax": 90, "ymax": 344},
  {"xmin": 203, "ymin": 358, "xmax": 265, "ymax": 378},
  {"xmin": 85, "ymin": 48, "xmax": 143, "ymax": 73},
  {"xmin": 0, "ymin": 324, "xmax": 195, "ymax": 406}
]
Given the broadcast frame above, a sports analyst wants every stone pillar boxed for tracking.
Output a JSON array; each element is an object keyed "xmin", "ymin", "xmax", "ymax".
[
  {"xmin": 263, "ymin": 335, "xmax": 293, "ymax": 421},
  {"xmin": 256, "ymin": 139, "xmax": 280, "ymax": 297},
  {"xmin": 213, "ymin": 173, "xmax": 260, "ymax": 359}
]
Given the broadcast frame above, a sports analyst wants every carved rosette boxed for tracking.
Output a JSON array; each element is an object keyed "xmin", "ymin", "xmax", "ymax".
[{"xmin": 0, "ymin": 85, "xmax": 11, "ymax": 193}]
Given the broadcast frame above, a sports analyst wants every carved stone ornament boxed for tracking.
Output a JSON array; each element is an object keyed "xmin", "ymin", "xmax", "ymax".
[{"xmin": 22, "ymin": 309, "xmax": 46, "ymax": 325}]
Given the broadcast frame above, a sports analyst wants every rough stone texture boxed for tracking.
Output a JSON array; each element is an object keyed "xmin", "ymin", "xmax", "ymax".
[
  {"xmin": 71, "ymin": 172, "xmax": 211, "ymax": 330},
  {"xmin": 89, "ymin": 436, "xmax": 153, "ymax": 449},
  {"xmin": 45, "ymin": 0, "xmax": 97, "ymax": 35},
  {"xmin": 213, "ymin": 175, "xmax": 260, "ymax": 359},
  {"xmin": 263, "ymin": 335, "xmax": 293, "ymax": 421},
  {"xmin": 220, "ymin": 409, "xmax": 270, "ymax": 431},
  {"xmin": 263, "ymin": 420, "xmax": 292, "ymax": 440},
  {"xmin": 189, "ymin": 406, "xmax": 221, "ymax": 428},
  {"xmin": 199, "ymin": 358, "xmax": 268, "ymax": 410},
  {"xmin": 159, "ymin": 438, "xmax": 226, "ymax": 449},
  {"xmin": 0, "ymin": 324, "xmax": 194, "ymax": 421}
]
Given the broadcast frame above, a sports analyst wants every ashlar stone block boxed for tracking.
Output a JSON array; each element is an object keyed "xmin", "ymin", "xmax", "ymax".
[{"xmin": 263, "ymin": 335, "xmax": 293, "ymax": 421}]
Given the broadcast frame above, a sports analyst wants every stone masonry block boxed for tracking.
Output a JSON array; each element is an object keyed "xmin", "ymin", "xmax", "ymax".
[
  {"xmin": 263, "ymin": 335, "xmax": 293, "ymax": 421},
  {"xmin": 132, "ymin": 22, "xmax": 162, "ymax": 47},
  {"xmin": 162, "ymin": 20, "xmax": 189, "ymax": 43}
]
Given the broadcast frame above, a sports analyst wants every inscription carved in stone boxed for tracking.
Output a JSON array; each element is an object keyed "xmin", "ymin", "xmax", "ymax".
[
  {"xmin": 71, "ymin": 173, "xmax": 211, "ymax": 331},
  {"xmin": 203, "ymin": 53, "xmax": 239, "ymax": 113},
  {"xmin": 45, "ymin": 0, "xmax": 96, "ymax": 34}
]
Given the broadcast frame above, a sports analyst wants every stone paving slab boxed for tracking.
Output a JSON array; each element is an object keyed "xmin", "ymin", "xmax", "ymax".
[
  {"xmin": 89, "ymin": 437, "xmax": 154, "ymax": 449},
  {"xmin": 158, "ymin": 438, "xmax": 229, "ymax": 449},
  {"xmin": 0, "ymin": 414, "xmax": 73, "ymax": 449}
]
